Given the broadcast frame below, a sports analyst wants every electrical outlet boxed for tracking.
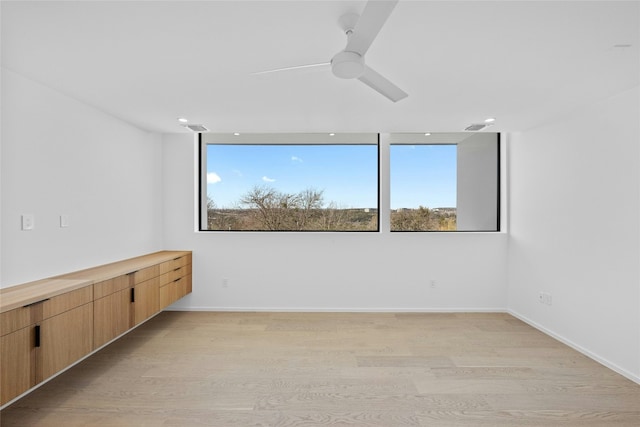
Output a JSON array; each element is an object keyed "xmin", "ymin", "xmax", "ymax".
[
  {"xmin": 539, "ymin": 292, "xmax": 553, "ymax": 305},
  {"xmin": 430, "ymin": 279, "xmax": 436, "ymax": 288},
  {"xmin": 222, "ymin": 278, "xmax": 229, "ymax": 288}
]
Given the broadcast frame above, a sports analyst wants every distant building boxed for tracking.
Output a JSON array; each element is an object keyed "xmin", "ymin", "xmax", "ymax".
[{"xmin": 433, "ymin": 207, "xmax": 457, "ymax": 214}]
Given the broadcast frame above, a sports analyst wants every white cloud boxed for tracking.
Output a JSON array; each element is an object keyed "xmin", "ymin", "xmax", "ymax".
[
  {"xmin": 262, "ymin": 176, "xmax": 276, "ymax": 183},
  {"xmin": 291, "ymin": 156, "xmax": 303, "ymax": 163},
  {"xmin": 207, "ymin": 172, "xmax": 222, "ymax": 184}
]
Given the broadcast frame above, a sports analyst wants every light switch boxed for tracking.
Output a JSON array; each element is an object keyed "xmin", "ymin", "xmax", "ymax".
[
  {"xmin": 60, "ymin": 214, "xmax": 70, "ymax": 228},
  {"xmin": 21, "ymin": 214, "xmax": 35, "ymax": 231}
]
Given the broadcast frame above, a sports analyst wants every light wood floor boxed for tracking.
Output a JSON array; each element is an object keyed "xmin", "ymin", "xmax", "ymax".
[{"xmin": 1, "ymin": 311, "xmax": 639, "ymax": 426}]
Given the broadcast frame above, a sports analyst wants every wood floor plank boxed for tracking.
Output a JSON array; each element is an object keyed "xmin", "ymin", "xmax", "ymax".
[
  {"xmin": 267, "ymin": 411, "xmax": 422, "ymax": 427},
  {"xmin": 253, "ymin": 392, "xmax": 490, "ymax": 412},
  {"xmin": 416, "ymin": 410, "xmax": 640, "ymax": 426},
  {"xmin": 2, "ymin": 311, "xmax": 639, "ymax": 426}
]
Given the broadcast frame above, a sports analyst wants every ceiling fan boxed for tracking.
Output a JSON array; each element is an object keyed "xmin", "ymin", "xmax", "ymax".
[{"xmin": 254, "ymin": 0, "xmax": 408, "ymax": 103}]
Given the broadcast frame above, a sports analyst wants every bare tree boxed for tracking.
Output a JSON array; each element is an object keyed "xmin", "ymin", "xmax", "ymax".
[
  {"xmin": 221, "ymin": 185, "xmax": 379, "ymax": 231},
  {"xmin": 316, "ymin": 201, "xmax": 348, "ymax": 230},
  {"xmin": 293, "ymin": 188, "xmax": 324, "ymax": 229},
  {"xmin": 207, "ymin": 196, "xmax": 240, "ymax": 230},
  {"xmin": 239, "ymin": 186, "xmax": 298, "ymax": 230}
]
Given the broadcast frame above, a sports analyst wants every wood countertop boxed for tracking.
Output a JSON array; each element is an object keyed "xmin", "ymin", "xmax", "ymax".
[
  {"xmin": 0, "ymin": 278, "xmax": 93, "ymax": 313},
  {"xmin": 0, "ymin": 251, "xmax": 191, "ymax": 314}
]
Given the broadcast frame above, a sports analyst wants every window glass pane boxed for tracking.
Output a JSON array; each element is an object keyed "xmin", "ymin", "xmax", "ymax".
[
  {"xmin": 203, "ymin": 142, "xmax": 378, "ymax": 231},
  {"xmin": 390, "ymin": 144, "xmax": 457, "ymax": 231},
  {"xmin": 390, "ymin": 133, "xmax": 499, "ymax": 232}
]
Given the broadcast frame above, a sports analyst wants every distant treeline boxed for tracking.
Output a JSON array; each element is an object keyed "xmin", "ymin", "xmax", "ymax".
[{"xmin": 207, "ymin": 186, "xmax": 455, "ymax": 231}]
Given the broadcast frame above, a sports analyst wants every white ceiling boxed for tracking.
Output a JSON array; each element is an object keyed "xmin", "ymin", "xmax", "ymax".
[{"xmin": 2, "ymin": 1, "xmax": 638, "ymax": 134}]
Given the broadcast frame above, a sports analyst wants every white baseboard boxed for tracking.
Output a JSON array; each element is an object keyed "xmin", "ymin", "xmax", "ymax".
[
  {"xmin": 509, "ymin": 309, "xmax": 640, "ymax": 386},
  {"xmin": 165, "ymin": 306, "xmax": 508, "ymax": 313}
]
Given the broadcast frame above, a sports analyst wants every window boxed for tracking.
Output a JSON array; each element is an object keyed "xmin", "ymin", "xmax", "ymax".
[
  {"xmin": 200, "ymin": 133, "xmax": 379, "ymax": 231},
  {"xmin": 389, "ymin": 133, "xmax": 500, "ymax": 232},
  {"xmin": 199, "ymin": 132, "xmax": 500, "ymax": 232}
]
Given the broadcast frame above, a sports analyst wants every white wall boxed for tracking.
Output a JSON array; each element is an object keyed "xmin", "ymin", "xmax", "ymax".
[
  {"xmin": 508, "ymin": 86, "xmax": 640, "ymax": 381},
  {"xmin": 163, "ymin": 133, "xmax": 508, "ymax": 312},
  {"xmin": 0, "ymin": 69, "xmax": 164, "ymax": 287}
]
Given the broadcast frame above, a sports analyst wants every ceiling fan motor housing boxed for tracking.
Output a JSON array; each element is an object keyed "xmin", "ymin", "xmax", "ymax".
[{"xmin": 331, "ymin": 51, "xmax": 365, "ymax": 79}]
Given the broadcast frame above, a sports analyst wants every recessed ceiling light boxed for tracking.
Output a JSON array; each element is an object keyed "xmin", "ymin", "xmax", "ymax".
[
  {"xmin": 484, "ymin": 118, "xmax": 496, "ymax": 123},
  {"xmin": 613, "ymin": 44, "xmax": 632, "ymax": 48},
  {"xmin": 233, "ymin": 132, "xmax": 240, "ymax": 136},
  {"xmin": 329, "ymin": 133, "xmax": 335, "ymax": 136},
  {"xmin": 177, "ymin": 117, "xmax": 188, "ymax": 123},
  {"xmin": 424, "ymin": 133, "xmax": 431, "ymax": 136}
]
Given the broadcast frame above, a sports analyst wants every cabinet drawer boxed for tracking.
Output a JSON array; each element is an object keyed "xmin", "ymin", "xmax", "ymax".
[
  {"xmin": 130, "ymin": 265, "xmax": 159, "ymax": 285},
  {"xmin": 159, "ymin": 265, "xmax": 189, "ymax": 286},
  {"xmin": 159, "ymin": 255, "xmax": 190, "ymax": 275},
  {"xmin": 160, "ymin": 274, "xmax": 191, "ymax": 308},
  {"xmin": 1, "ymin": 306, "xmax": 37, "ymax": 337},
  {"xmin": 94, "ymin": 275, "xmax": 130, "ymax": 299},
  {"xmin": 42, "ymin": 287, "xmax": 93, "ymax": 320}
]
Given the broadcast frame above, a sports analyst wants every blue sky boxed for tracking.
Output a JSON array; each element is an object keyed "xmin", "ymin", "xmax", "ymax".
[
  {"xmin": 390, "ymin": 144, "xmax": 457, "ymax": 209},
  {"xmin": 206, "ymin": 144, "xmax": 456, "ymax": 209}
]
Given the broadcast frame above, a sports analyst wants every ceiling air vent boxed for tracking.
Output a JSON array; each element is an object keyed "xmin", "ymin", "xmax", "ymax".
[
  {"xmin": 184, "ymin": 124, "xmax": 208, "ymax": 132},
  {"xmin": 464, "ymin": 123, "xmax": 487, "ymax": 132}
]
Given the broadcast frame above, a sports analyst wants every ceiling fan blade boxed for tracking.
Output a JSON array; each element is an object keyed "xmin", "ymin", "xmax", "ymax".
[
  {"xmin": 251, "ymin": 62, "xmax": 330, "ymax": 75},
  {"xmin": 345, "ymin": 0, "xmax": 398, "ymax": 56},
  {"xmin": 358, "ymin": 65, "xmax": 408, "ymax": 102}
]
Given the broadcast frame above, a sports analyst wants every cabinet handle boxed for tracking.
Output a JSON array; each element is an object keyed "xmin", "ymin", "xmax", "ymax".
[
  {"xmin": 173, "ymin": 267, "xmax": 181, "ymax": 272},
  {"xmin": 130, "ymin": 288, "xmax": 135, "ymax": 303},
  {"xmin": 173, "ymin": 257, "xmax": 181, "ymax": 261},
  {"xmin": 34, "ymin": 325, "xmax": 41, "ymax": 348},
  {"xmin": 23, "ymin": 298, "xmax": 49, "ymax": 308},
  {"xmin": 173, "ymin": 278, "xmax": 181, "ymax": 283}
]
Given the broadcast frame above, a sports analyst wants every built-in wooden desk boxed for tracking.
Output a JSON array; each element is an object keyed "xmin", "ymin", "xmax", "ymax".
[{"xmin": 0, "ymin": 250, "xmax": 192, "ymax": 407}]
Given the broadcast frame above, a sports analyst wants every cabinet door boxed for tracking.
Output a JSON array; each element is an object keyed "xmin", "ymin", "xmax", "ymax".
[
  {"xmin": 132, "ymin": 277, "xmax": 160, "ymax": 326},
  {"xmin": 94, "ymin": 288, "xmax": 131, "ymax": 349},
  {"xmin": 1, "ymin": 327, "xmax": 35, "ymax": 405},
  {"xmin": 38, "ymin": 303, "xmax": 93, "ymax": 382}
]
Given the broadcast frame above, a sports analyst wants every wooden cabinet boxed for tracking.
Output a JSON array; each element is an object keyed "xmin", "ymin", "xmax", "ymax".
[
  {"xmin": 0, "ymin": 285, "xmax": 93, "ymax": 404},
  {"xmin": 0, "ymin": 250, "xmax": 192, "ymax": 407},
  {"xmin": 92, "ymin": 253, "xmax": 191, "ymax": 349},
  {"xmin": 159, "ymin": 254, "xmax": 192, "ymax": 308}
]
